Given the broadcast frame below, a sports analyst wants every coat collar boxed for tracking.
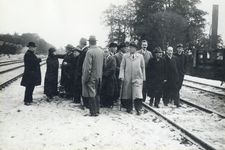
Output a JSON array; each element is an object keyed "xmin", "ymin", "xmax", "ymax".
[{"xmin": 128, "ymin": 52, "xmax": 139, "ymax": 60}]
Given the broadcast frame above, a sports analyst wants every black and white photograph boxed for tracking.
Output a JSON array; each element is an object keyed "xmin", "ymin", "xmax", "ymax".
[{"xmin": 0, "ymin": 0, "xmax": 224, "ymax": 149}]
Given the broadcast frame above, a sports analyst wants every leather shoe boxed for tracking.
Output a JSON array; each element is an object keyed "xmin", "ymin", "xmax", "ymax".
[{"xmin": 176, "ymin": 104, "xmax": 182, "ymax": 107}]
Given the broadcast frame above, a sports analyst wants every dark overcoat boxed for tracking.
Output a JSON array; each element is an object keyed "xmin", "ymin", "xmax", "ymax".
[
  {"xmin": 102, "ymin": 55, "xmax": 118, "ymax": 97},
  {"xmin": 174, "ymin": 52, "xmax": 188, "ymax": 89},
  {"xmin": 44, "ymin": 54, "xmax": 59, "ymax": 96},
  {"xmin": 60, "ymin": 52, "xmax": 76, "ymax": 86},
  {"xmin": 114, "ymin": 52, "xmax": 123, "ymax": 79},
  {"xmin": 163, "ymin": 55, "xmax": 179, "ymax": 90},
  {"xmin": 21, "ymin": 50, "xmax": 41, "ymax": 86},
  {"xmin": 74, "ymin": 47, "xmax": 89, "ymax": 85},
  {"xmin": 146, "ymin": 57, "xmax": 166, "ymax": 96}
]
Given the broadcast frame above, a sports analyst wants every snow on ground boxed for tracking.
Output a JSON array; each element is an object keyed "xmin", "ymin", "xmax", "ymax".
[{"xmin": 0, "ymin": 64, "xmax": 200, "ymax": 150}]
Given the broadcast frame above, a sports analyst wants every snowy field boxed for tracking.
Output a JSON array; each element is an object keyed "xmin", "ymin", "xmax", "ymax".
[{"xmin": 0, "ymin": 64, "xmax": 203, "ymax": 150}]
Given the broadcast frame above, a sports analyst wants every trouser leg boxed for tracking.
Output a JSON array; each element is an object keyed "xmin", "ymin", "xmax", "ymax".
[
  {"xmin": 163, "ymin": 90, "xmax": 169, "ymax": 106},
  {"xmin": 134, "ymin": 98, "xmax": 142, "ymax": 112},
  {"xmin": 125, "ymin": 99, "xmax": 133, "ymax": 113},
  {"xmin": 82, "ymin": 96, "xmax": 89, "ymax": 108},
  {"xmin": 155, "ymin": 92, "xmax": 162, "ymax": 106},
  {"xmin": 174, "ymin": 90, "xmax": 180, "ymax": 106},
  {"xmin": 89, "ymin": 97, "xmax": 97, "ymax": 115},
  {"xmin": 142, "ymin": 81, "xmax": 146, "ymax": 102},
  {"xmin": 95, "ymin": 95, "xmax": 100, "ymax": 113},
  {"xmin": 24, "ymin": 85, "xmax": 35, "ymax": 103}
]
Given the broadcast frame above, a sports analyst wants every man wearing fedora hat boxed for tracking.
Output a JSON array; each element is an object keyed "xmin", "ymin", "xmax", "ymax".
[
  {"xmin": 21, "ymin": 42, "xmax": 41, "ymax": 106},
  {"xmin": 137, "ymin": 40, "xmax": 153, "ymax": 102},
  {"xmin": 82, "ymin": 35, "xmax": 104, "ymax": 116},
  {"xmin": 119, "ymin": 41, "xmax": 146, "ymax": 115},
  {"xmin": 146, "ymin": 47, "xmax": 166, "ymax": 108}
]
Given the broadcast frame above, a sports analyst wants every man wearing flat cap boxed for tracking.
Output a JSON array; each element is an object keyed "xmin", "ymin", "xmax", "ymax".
[
  {"xmin": 74, "ymin": 38, "xmax": 89, "ymax": 106},
  {"xmin": 146, "ymin": 47, "xmax": 166, "ymax": 108},
  {"xmin": 137, "ymin": 40, "xmax": 153, "ymax": 102},
  {"xmin": 21, "ymin": 42, "xmax": 41, "ymax": 106},
  {"xmin": 59, "ymin": 44, "xmax": 76, "ymax": 99},
  {"xmin": 82, "ymin": 35, "xmax": 104, "ymax": 116},
  {"xmin": 119, "ymin": 41, "xmax": 145, "ymax": 115}
]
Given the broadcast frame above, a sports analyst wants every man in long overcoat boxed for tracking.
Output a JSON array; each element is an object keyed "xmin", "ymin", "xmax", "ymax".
[
  {"xmin": 21, "ymin": 42, "xmax": 41, "ymax": 106},
  {"xmin": 163, "ymin": 46, "xmax": 181, "ymax": 107},
  {"xmin": 101, "ymin": 48, "xmax": 117, "ymax": 108},
  {"xmin": 137, "ymin": 40, "xmax": 153, "ymax": 102},
  {"xmin": 119, "ymin": 42, "xmax": 146, "ymax": 115},
  {"xmin": 74, "ymin": 38, "xmax": 89, "ymax": 107},
  {"xmin": 174, "ymin": 43, "xmax": 188, "ymax": 91},
  {"xmin": 114, "ymin": 43, "xmax": 127, "ymax": 106},
  {"xmin": 60, "ymin": 44, "xmax": 76, "ymax": 99},
  {"xmin": 82, "ymin": 35, "xmax": 104, "ymax": 116},
  {"xmin": 146, "ymin": 47, "xmax": 166, "ymax": 108}
]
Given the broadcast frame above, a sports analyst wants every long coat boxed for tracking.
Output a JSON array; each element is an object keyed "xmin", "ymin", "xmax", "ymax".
[
  {"xmin": 82, "ymin": 45, "xmax": 104, "ymax": 97},
  {"xmin": 174, "ymin": 52, "xmax": 188, "ymax": 89},
  {"xmin": 114, "ymin": 51, "xmax": 123, "ymax": 79},
  {"xmin": 21, "ymin": 50, "xmax": 41, "ymax": 86},
  {"xmin": 146, "ymin": 57, "xmax": 166, "ymax": 96},
  {"xmin": 119, "ymin": 53, "xmax": 146, "ymax": 100},
  {"xmin": 44, "ymin": 55, "xmax": 59, "ymax": 96},
  {"xmin": 60, "ymin": 52, "xmax": 76, "ymax": 87},
  {"xmin": 163, "ymin": 55, "xmax": 179, "ymax": 90},
  {"xmin": 102, "ymin": 55, "xmax": 118, "ymax": 97}
]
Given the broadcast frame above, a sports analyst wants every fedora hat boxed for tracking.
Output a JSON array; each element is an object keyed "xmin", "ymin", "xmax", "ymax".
[
  {"xmin": 80, "ymin": 38, "xmax": 87, "ymax": 44},
  {"xmin": 65, "ymin": 44, "xmax": 74, "ymax": 51},
  {"xmin": 129, "ymin": 41, "xmax": 138, "ymax": 49},
  {"xmin": 27, "ymin": 42, "xmax": 37, "ymax": 47},
  {"xmin": 88, "ymin": 35, "xmax": 97, "ymax": 42},
  {"xmin": 154, "ymin": 47, "xmax": 163, "ymax": 53}
]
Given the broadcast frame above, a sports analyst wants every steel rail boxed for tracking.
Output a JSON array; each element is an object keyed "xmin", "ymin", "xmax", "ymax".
[
  {"xmin": 0, "ymin": 59, "xmax": 47, "ymax": 75},
  {"xmin": 0, "ymin": 61, "xmax": 23, "ymax": 67},
  {"xmin": 180, "ymin": 98, "xmax": 225, "ymax": 118},
  {"xmin": 143, "ymin": 102, "xmax": 217, "ymax": 150},
  {"xmin": 183, "ymin": 83, "xmax": 225, "ymax": 97},
  {"xmin": 184, "ymin": 78, "xmax": 225, "ymax": 90},
  {"xmin": 0, "ymin": 60, "xmax": 22, "ymax": 64},
  {"xmin": 0, "ymin": 62, "xmax": 46, "ymax": 90}
]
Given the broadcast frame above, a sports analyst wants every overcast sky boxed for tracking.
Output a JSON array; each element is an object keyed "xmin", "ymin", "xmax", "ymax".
[{"xmin": 0, "ymin": 0, "xmax": 224, "ymax": 49}]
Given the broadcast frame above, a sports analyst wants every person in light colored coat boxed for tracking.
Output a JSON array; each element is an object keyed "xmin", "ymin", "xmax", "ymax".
[
  {"xmin": 82, "ymin": 35, "xmax": 104, "ymax": 116},
  {"xmin": 119, "ymin": 42, "xmax": 146, "ymax": 115},
  {"xmin": 137, "ymin": 40, "xmax": 153, "ymax": 102}
]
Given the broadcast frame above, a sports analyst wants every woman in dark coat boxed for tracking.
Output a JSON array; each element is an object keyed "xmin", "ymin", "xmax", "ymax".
[
  {"xmin": 44, "ymin": 48, "xmax": 59, "ymax": 100},
  {"xmin": 21, "ymin": 42, "xmax": 41, "ymax": 105}
]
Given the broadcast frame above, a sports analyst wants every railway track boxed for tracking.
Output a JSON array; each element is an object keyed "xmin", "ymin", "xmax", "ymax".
[
  {"xmin": 183, "ymin": 79, "xmax": 225, "ymax": 97},
  {"xmin": 0, "ymin": 58, "xmax": 47, "ymax": 75},
  {"xmin": 143, "ymin": 98, "xmax": 225, "ymax": 150},
  {"xmin": 0, "ymin": 61, "xmax": 46, "ymax": 90},
  {"xmin": 0, "ymin": 60, "xmax": 23, "ymax": 67}
]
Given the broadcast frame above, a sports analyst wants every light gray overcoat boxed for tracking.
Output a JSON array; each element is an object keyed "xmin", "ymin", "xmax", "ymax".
[
  {"xmin": 119, "ymin": 52, "xmax": 146, "ymax": 100},
  {"xmin": 82, "ymin": 45, "xmax": 104, "ymax": 97}
]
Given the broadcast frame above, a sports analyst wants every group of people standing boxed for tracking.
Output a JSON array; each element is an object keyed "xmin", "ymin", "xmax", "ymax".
[{"xmin": 20, "ymin": 36, "xmax": 187, "ymax": 117}]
